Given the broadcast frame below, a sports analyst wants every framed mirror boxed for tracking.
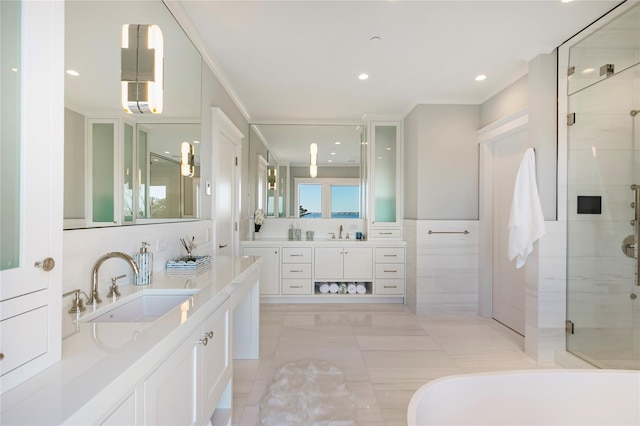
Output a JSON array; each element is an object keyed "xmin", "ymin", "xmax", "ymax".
[
  {"xmin": 63, "ymin": 0, "xmax": 202, "ymax": 229},
  {"xmin": 248, "ymin": 124, "xmax": 362, "ymax": 219}
]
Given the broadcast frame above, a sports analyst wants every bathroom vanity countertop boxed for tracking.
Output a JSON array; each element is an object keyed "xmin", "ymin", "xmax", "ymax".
[
  {"xmin": 241, "ymin": 238, "xmax": 406, "ymax": 246},
  {"xmin": 0, "ymin": 255, "xmax": 260, "ymax": 425}
]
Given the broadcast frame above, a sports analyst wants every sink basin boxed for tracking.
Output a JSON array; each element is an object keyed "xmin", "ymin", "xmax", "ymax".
[{"xmin": 80, "ymin": 290, "xmax": 197, "ymax": 323}]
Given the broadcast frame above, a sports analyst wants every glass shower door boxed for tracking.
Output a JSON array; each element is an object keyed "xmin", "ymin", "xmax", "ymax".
[{"xmin": 566, "ymin": 62, "xmax": 640, "ymax": 369}]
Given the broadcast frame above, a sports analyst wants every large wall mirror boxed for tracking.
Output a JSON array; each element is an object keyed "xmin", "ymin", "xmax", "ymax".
[
  {"xmin": 248, "ymin": 124, "xmax": 363, "ymax": 219},
  {"xmin": 63, "ymin": 1, "xmax": 202, "ymax": 229}
]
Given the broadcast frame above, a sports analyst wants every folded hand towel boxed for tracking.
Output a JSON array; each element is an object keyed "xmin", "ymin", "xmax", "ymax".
[
  {"xmin": 347, "ymin": 283, "xmax": 356, "ymax": 294},
  {"xmin": 329, "ymin": 283, "xmax": 339, "ymax": 293},
  {"xmin": 356, "ymin": 284, "xmax": 366, "ymax": 294},
  {"xmin": 508, "ymin": 148, "xmax": 546, "ymax": 269},
  {"xmin": 319, "ymin": 283, "xmax": 330, "ymax": 294}
]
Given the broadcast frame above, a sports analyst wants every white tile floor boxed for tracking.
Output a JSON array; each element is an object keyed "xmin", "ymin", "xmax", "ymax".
[{"xmin": 232, "ymin": 303, "xmax": 559, "ymax": 426}]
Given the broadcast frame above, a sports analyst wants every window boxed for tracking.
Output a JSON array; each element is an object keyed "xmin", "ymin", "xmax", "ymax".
[{"xmin": 296, "ymin": 178, "xmax": 360, "ymax": 218}]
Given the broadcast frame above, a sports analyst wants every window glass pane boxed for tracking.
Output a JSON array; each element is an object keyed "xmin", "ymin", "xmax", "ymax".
[
  {"xmin": 299, "ymin": 184, "xmax": 321, "ymax": 218},
  {"xmin": 331, "ymin": 186, "xmax": 359, "ymax": 218}
]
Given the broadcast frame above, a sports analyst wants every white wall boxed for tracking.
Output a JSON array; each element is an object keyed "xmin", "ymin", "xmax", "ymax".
[
  {"xmin": 480, "ymin": 76, "xmax": 528, "ymax": 128},
  {"xmin": 403, "ymin": 105, "xmax": 480, "ymax": 220}
]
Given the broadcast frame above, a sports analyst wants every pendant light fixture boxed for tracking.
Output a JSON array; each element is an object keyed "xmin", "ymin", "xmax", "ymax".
[
  {"xmin": 309, "ymin": 143, "xmax": 318, "ymax": 178},
  {"xmin": 121, "ymin": 24, "xmax": 163, "ymax": 114}
]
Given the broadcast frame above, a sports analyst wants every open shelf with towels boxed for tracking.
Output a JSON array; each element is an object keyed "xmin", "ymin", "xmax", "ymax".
[{"xmin": 314, "ymin": 281, "xmax": 372, "ymax": 295}]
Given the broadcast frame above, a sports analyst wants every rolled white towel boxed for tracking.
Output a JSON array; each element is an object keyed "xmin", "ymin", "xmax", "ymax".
[
  {"xmin": 319, "ymin": 283, "xmax": 330, "ymax": 294},
  {"xmin": 329, "ymin": 283, "xmax": 339, "ymax": 293},
  {"xmin": 347, "ymin": 283, "xmax": 356, "ymax": 294},
  {"xmin": 356, "ymin": 283, "xmax": 366, "ymax": 294}
]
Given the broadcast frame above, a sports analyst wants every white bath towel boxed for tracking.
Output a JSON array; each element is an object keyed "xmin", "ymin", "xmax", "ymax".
[
  {"xmin": 508, "ymin": 148, "xmax": 546, "ymax": 269},
  {"xmin": 356, "ymin": 283, "xmax": 367, "ymax": 294},
  {"xmin": 329, "ymin": 283, "xmax": 339, "ymax": 293},
  {"xmin": 319, "ymin": 283, "xmax": 330, "ymax": 294},
  {"xmin": 347, "ymin": 283, "xmax": 356, "ymax": 294}
]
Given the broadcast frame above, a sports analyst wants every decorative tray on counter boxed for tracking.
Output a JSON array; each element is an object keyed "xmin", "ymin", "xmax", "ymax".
[{"xmin": 166, "ymin": 255, "xmax": 212, "ymax": 275}]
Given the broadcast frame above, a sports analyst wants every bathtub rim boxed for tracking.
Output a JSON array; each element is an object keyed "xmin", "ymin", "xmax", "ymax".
[{"xmin": 407, "ymin": 368, "xmax": 640, "ymax": 426}]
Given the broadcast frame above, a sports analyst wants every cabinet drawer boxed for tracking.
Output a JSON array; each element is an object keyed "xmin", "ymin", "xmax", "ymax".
[
  {"xmin": 369, "ymin": 229, "xmax": 401, "ymax": 239},
  {"xmin": 282, "ymin": 247, "xmax": 312, "ymax": 263},
  {"xmin": 282, "ymin": 279, "xmax": 312, "ymax": 295},
  {"xmin": 375, "ymin": 279, "xmax": 405, "ymax": 295},
  {"xmin": 375, "ymin": 264, "xmax": 405, "ymax": 279},
  {"xmin": 0, "ymin": 305, "xmax": 48, "ymax": 376},
  {"xmin": 375, "ymin": 247, "xmax": 405, "ymax": 263},
  {"xmin": 281, "ymin": 263, "xmax": 312, "ymax": 278}
]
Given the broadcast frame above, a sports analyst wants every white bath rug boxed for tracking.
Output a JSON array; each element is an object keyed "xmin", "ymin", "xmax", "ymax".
[{"xmin": 260, "ymin": 358, "xmax": 357, "ymax": 426}]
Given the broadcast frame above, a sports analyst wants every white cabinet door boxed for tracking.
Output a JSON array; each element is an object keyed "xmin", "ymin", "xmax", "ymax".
[
  {"xmin": 242, "ymin": 247, "xmax": 280, "ymax": 295},
  {"xmin": 314, "ymin": 247, "xmax": 372, "ymax": 280},
  {"xmin": 144, "ymin": 329, "xmax": 200, "ymax": 425},
  {"xmin": 343, "ymin": 247, "xmax": 373, "ymax": 280},
  {"xmin": 201, "ymin": 306, "xmax": 230, "ymax": 422},
  {"xmin": 313, "ymin": 248, "xmax": 343, "ymax": 279},
  {"xmin": 369, "ymin": 121, "xmax": 403, "ymax": 231},
  {"xmin": 0, "ymin": 0, "xmax": 63, "ymax": 393}
]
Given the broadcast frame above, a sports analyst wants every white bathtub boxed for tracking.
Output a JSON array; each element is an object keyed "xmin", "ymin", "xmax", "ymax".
[{"xmin": 407, "ymin": 369, "xmax": 640, "ymax": 426}]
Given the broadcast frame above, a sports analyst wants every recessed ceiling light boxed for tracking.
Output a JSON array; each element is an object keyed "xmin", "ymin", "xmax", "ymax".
[
  {"xmin": 386, "ymin": 147, "xmax": 391, "ymax": 151},
  {"xmin": 164, "ymin": 151, "xmax": 171, "ymax": 154},
  {"xmin": 561, "ymin": 0, "xmax": 573, "ymax": 3},
  {"xmin": 193, "ymin": 140, "xmax": 200, "ymax": 144},
  {"xmin": 475, "ymin": 74, "xmax": 487, "ymax": 81},
  {"xmin": 369, "ymin": 36, "xmax": 382, "ymax": 43},
  {"xmin": 11, "ymin": 67, "xmax": 18, "ymax": 73},
  {"xmin": 335, "ymin": 141, "xmax": 341, "ymax": 145},
  {"xmin": 328, "ymin": 160, "xmax": 333, "ymax": 163},
  {"xmin": 358, "ymin": 73, "xmax": 369, "ymax": 80},
  {"xmin": 331, "ymin": 152, "xmax": 336, "ymax": 155},
  {"xmin": 581, "ymin": 68, "xmax": 595, "ymax": 74},
  {"xmin": 66, "ymin": 69, "xmax": 80, "ymax": 76}
]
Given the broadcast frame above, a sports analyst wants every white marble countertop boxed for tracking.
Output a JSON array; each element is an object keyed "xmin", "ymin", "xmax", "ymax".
[
  {"xmin": 1, "ymin": 255, "xmax": 259, "ymax": 425},
  {"xmin": 241, "ymin": 239, "xmax": 406, "ymax": 247}
]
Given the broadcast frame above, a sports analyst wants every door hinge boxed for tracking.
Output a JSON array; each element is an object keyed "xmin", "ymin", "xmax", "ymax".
[
  {"xmin": 235, "ymin": 222, "xmax": 238, "ymax": 231},
  {"xmin": 567, "ymin": 66, "xmax": 575, "ymax": 76},
  {"xmin": 235, "ymin": 156, "xmax": 238, "ymax": 166},
  {"xmin": 565, "ymin": 320, "xmax": 575, "ymax": 335},
  {"xmin": 600, "ymin": 63, "xmax": 614, "ymax": 77},
  {"xmin": 567, "ymin": 113, "xmax": 576, "ymax": 126}
]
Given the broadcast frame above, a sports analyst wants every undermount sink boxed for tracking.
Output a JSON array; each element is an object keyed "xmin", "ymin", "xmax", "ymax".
[{"xmin": 79, "ymin": 290, "xmax": 197, "ymax": 323}]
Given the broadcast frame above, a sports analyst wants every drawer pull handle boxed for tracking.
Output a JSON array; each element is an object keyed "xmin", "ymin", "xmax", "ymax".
[
  {"xmin": 208, "ymin": 331, "xmax": 214, "ymax": 339},
  {"xmin": 380, "ymin": 232, "xmax": 392, "ymax": 235},
  {"xmin": 290, "ymin": 269, "xmax": 303, "ymax": 272},
  {"xmin": 0, "ymin": 353, "xmax": 4, "ymax": 361},
  {"xmin": 199, "ymin": 337, "xmax": 209, "ymax": 346},
  {"xmin": 383, "ymin": 285, "xmax": 397, "ymax": 289},
  {"xmin": 290, "ymin": 254, "xmax": 304, "ymax": 257},
  {"xmin": 290, "ymin": 285, "xmax": 303, "ymax": 289},
  {"xmin": 384, "ymin": 270, "xmax": 398, "ymax": 273},
  {"xmin": 383, "ymin": 254, "xmax": 398, "ymax": 257}
]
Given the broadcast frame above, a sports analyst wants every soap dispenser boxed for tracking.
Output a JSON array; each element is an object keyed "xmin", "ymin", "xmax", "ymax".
[{"xmin": 135, "ymin": 242, "xmax": 153, "ymax": 285}]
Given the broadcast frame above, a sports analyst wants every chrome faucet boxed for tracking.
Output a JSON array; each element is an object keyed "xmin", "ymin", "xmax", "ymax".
[
  {"xmin": 89, "ymin": 252, "xmax": 139, "ymax": 306},
  {"xmin": 339, "ymin": 225, "xmax": 343, "ymax": 239}
]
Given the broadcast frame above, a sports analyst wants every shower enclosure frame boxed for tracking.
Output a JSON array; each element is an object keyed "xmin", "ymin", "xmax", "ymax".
[{"xmin": 559, "ymin": 1, "xmax": 640, "ymax": 370}]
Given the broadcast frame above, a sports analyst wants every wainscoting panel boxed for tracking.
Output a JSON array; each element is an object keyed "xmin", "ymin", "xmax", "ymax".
[{"xmin": 404, "ymin": 220, "xmax": 479, "ymax": 315}]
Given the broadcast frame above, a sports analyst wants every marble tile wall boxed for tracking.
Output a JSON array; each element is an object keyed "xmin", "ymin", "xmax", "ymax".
[{"xmin": 403, "ymin": 220, "xmax": 479, "ymax": 315}]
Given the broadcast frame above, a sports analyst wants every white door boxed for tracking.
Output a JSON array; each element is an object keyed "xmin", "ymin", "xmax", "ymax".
[
  {"xmin": 492, "ymin": 129, "xmax": 528, "ymax": 335},
  {"xmin": 212, "ymin": 108, "xmax": 243, "ymax": 256}
]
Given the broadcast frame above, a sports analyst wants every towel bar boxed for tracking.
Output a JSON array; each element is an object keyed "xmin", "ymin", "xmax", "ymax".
[{"xmin": 428, "ymin": 230, "xmax": 469, "ymax": 235}]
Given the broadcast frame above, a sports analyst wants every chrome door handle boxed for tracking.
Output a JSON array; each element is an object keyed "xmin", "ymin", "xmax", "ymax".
[{"xmin": 218, "ymin": 244, "xmax": 227, "ymax": 249}]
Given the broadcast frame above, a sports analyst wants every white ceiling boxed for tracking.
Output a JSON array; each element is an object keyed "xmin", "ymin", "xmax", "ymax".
[{"xmin": 178, "ymin": 0, "xmax": 622, "ymax": 123}]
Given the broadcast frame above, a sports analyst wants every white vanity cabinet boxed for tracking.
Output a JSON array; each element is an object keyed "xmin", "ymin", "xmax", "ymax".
[
  {"xmin": 374, "ymin": 247, "xmax": 406, "ymax": 295},
  {"xmin": 242, "ymin": 247, "xmax": 280, "ymax": 295},
  {"xmin": 368, "ymin": 121, "xmax": 403, "ymax": 238},
  {"xmin": 314, "ymin": 247, "xmax": 373, "ymax": 281},
  {"xmin": 281, "ymin": 247, "xmax": 313, "ymax": 295},
  {"xmin": 144, "ymin": 298, "xmax": 231, "ymax": 425},
  {"xmin": 101, "ymin": 392, "xmax": 139, "ymax": 426}
]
